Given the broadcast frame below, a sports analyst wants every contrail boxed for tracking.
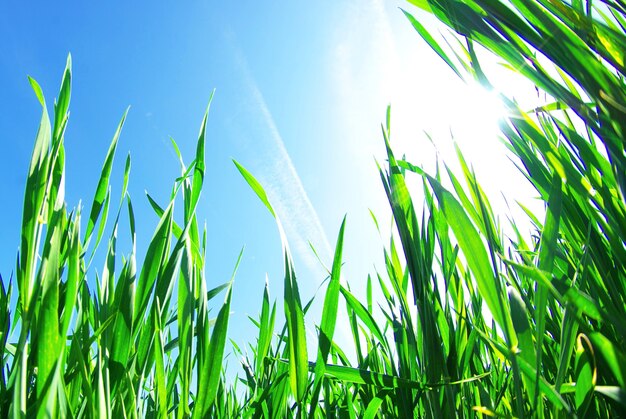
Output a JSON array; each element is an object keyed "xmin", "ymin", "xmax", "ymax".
[{"xmin": 233, "ymin": 48, "xmax": 334, "ymax": 276}]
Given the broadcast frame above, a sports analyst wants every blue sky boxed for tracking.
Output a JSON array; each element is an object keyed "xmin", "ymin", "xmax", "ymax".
[{"xmin": 0, "ymin": 1, "xmax": 539, "ymax": 366}]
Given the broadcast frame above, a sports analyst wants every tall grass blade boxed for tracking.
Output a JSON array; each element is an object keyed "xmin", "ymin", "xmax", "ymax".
[
  {"xmin": 234, "ymin": 160, "xmax": 308, "ymax": 406},
  {"xmin": 309, "ymin": 216, "xmax": 346, "ymax": 417}
]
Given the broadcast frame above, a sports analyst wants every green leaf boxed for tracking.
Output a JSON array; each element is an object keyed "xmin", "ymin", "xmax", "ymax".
[
  {"xmin": 589, "ymin": 332, "xmax": 626, "ymax": 388},
  {"xmin": 35, "ymin": 208, "xmax": 64, "ymax": 403},
  {"xmin": 256, "ymin": 276, "xmax": 276, "ymax": 376},
  {"xmin": 310, "ymin": 216, "xmax": 347, "ymax": 417},
  {"xmin": 233, "ymin": 160, "xmax": 276, "ymax": 217},
  {"xmin": 194, "ymin": 283, "xmax": 233, "ymax": 418},
  {"xmin": 340, "ymin": 286, "xmax": 386, "ymax": 345},
  {"xmin": 153, "ymin": 312, "xmax": 168, "ymax": 419},
  {"xmin": 84, "ymin": 108, "xmax": 129, "ymax": 249},
  {"xmin": 19, "ymin": 76, "xmax": 52, "ymax": 314},
  {"xmin": 508, "ymin": 285, "xmax": 537, "ymax": 401},
  {"xmin": 575, "ymin": 334, "xmax": 595, "ymax": 412},
  {"xmin": 53, "ymin": 54, "xmax": 71, "ymax": 142},
  {"xmin": 133, "ymin": 200, "xmax": 174, "ymax": 328},
  {"xmin": 402, "ymin": 9, "xmax": 463, "ymax": 80},
  {"xmin": 187, "ymin": 91, "xmax": 214, "ymax": 222},
  {"xmin": 425, "ymin": 173, "xmax": 513, "ymax": 342},
  {"xmin": 363, "ymin": 395, "xmax": 385, "ymax": 419},
  {"xmin": 233, "ymin": 160, "xmax": 308, "ymax": 404}
]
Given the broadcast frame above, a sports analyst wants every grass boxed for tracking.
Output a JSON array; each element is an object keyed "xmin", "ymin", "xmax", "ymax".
[{"xmin": 1, "ymin": 0, "xmax": 625, "ymax": 417}]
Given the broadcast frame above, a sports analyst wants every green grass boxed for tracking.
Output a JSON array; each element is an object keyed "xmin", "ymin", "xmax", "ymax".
[{"xmin": 1, "ymin": 0, "xmax": 625, "ymax": 417}]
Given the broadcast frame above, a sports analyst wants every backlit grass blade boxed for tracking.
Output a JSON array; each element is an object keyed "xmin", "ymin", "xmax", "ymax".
[
  {"xmin": 589, "ymin": 333, "xmax": 626, "ymax": 388},
  {"xmin": 534, "ymin": 175, "xmax": 562, "ymax": 411},
  {"xmin": 255, "ymin": 276, "xmax": 276, "ymax": 377},
  {"xmin": 177, "ymin": 236, "xmax": 194, "ymax": 419},
  {"xmin": 234, "ymin": 160, "xmax": 308, "ymax": 406},
  {"xmin": 233, "ymin": 160, "xmax": 276, "ymax": 218},
  {"xmin": 401, "ymin": 9, "xmax": 463, "ymax": 80},
  {"xmin": 153, "ymin": 310, "xmax": 167, "ymax": 418},
  {"xmin": 34, "ymin": 207, "xmax": 65, "ymax": 407},
  {"xmin": 425, "ymin": 173, "xmax": 514, "ymax": 343},
  {"xmin": 339, "ymin": 286, "xmax": 385, "ymax": 345},
  {"xmin": 282, "ymin": 253, "xmax": 308, "ymax": 406},
  {"xmin": 574, "ymin": 334, "xmax": 596, "ymax": 414},
  {"xmin": 313, "ymin": 362, "xmax": 422, "ymax": 390},
  {"xmin": 52, "ymin": 54, "xmax": 71, "ymax": 143},
  {"xmin": 508, "ymin": 285, "xmax": 537, "ymax": 404},
  {"xmin": 109, "ymin": 196, "xmax": 137, "ymax": 387},
  {"xmin": 60, "ymin": 211, "xmax": 81, "ymax": 338},
  {"xmin": 309, "ymin": 216, "xmax": 346, "ymax": 417},
  {"xmin": 312, "ymin": 361, "xmax": 488, "ymax": 391},
  {"xmin": 146, "ymin": 192, "xmax": 184, "ymax": 239},
  {"xmin": 84, "ymin": 108, "xmax": 129, "ymax": 251},
  {"xmin": 18, "ymin": 76, "xmax": 51, "ymax": 315},
  {"xmin": 186, "ymin": 91, "xmax": 214, "ymax": 222},
  {"xmin": 193, "ymin": 284, "xmax": 233, "ymax": 418},
  {"xmin": 133, "ymin": 200, "xmax": 174, "ymax": 329},
  {"xmin": 363, "ymin": 394, "xmax": 385, "ymax": 419}
]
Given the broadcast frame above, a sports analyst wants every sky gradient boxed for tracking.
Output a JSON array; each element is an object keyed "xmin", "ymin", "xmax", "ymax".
[{"xmin": 0, "ymin": 1, "xmax": 540, "ymax": 368}]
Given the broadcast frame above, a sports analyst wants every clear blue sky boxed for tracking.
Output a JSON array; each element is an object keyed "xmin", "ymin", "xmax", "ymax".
[{"xmin": 0, "ymin": 1, "xmax": 537, "ymax": 366}]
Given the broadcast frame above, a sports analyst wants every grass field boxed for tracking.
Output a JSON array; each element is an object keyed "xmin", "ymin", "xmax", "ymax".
[{"xmin": 1, "ymin": 0, "xmax": 625, "ymax": 417}]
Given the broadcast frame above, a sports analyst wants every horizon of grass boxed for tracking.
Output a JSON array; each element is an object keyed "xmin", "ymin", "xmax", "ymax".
[{"xmin": 1, "ymin": 0, "xmax": 625, "ymax": 417}]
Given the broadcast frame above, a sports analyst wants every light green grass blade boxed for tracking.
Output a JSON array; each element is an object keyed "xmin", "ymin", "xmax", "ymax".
[
  {"xmin": 109, "ymin": 196, "xmax": 136, "ymax": 385},
  {"xmin": 425, "ymin": 173, "xmax": 514, "ymax": 343},
  {"xmin": 339, "ymin": 286, "xmax": 385, "ymax": 345},
  {"xmin": 194, "ymin": 283, "xmax": 233, "ymax": 418},
  {"xmin": 133, "ymin": 200, "xmax": 174, "ymax": 328},
  {"xmin": 256, "ymin": 276, "xmax": 275, "ymax": 376},
  {"xmin": 402, "ymin": 9, "xmax": 463, "ymax": 80},
  {"xmin": 574, "ymin": 334, "xmax": 595, "ymax": 413},
  {"xmin": 52, "ymin": 54, "xmax": 71, "ymax": 143},
  {"xmin": 34, "ymin": 208, "xmax": 65, "ymax": 406},
  {"xmin": 60, "ymin": 211, "xmax": 81, "ymax": 338},
  {"xmin": 363, "ymin": 395, "xmax": 385, "ymax": 419},
  {"xmin": 84, "ymin": 108, "xmax": 129, "ymax": 251},
  {"xmin": 507, "ymin": 285, "xmax": 537, "ymax": 403},
  {"xmin": 120, "ymin": 153, "xmax": 131, "ymax": 206},
  {"xmin": 153, "ymin": 311, "xmax": 167, "ymax": 419},
  {"xmin": 18, "ymin": 76, "xmax": 51, "ymax": 315},
  {"xmin": 534, "ymin": 175, "xmax": 562, "ymax": 411},
  {"xmin": 309, "ymin": 216, "xmax": 346, "ymax": 417},
  {"xmin": 187, "ymin": 91, "xmax": 214, "ymax": 222},
  {"xmin": 233, "ymin": 160, "xmax": 276, "ymax": 218},
  {"xmin": 589, "ymin": 332, "xmax": 626, "ymax": 388},
  {"xmin": 234, "ymin": 160, "xmax": 308, "ymax": 405},
  {"xmin": 177, "ymin": 236, "xmax": 194, "ymax": 419}
]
